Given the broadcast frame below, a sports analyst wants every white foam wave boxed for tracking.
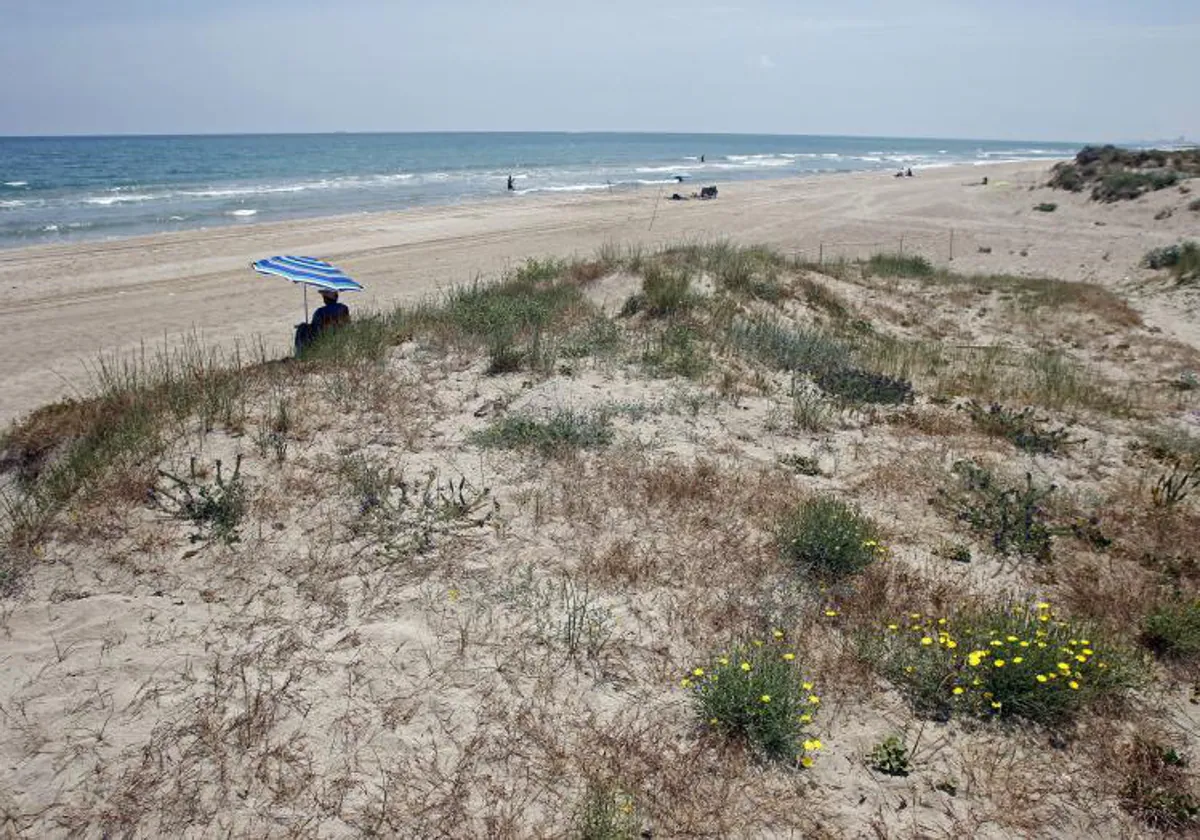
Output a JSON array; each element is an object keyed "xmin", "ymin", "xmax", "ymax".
[
  {"xmin": 3, "ymin": 181, "xmax": 27, "ymax": 187},
  {"xmin": 227, "ymin": 209, "xmax": 257, "ymax": 217},
  {"xmin": 83, "ymin": 193, "xmax": 157, "ymax": 206},
  {"xmin": 0, "ymin": 200, "xmax": 25, "ymax": 208},
  {"xmin": 42, "ymin": 224, "xmax": 59, "ymax": 232},
  {"xmin": 635, "ymin": 165, "xmax": 691, "ymax": 173}
]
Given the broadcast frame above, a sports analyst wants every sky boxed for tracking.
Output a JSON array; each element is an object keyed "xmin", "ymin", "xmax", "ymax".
[{"xmin": 0, "ymin": 0, "xmax": 1197, "ymax": 141}]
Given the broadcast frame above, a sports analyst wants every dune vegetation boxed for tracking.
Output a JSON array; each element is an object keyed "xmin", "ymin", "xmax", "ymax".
[{"xmin": 3, "ymin": 240, "xmax": 1200, "ymax": 836}]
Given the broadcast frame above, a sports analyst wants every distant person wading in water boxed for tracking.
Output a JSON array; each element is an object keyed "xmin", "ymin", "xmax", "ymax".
[{"xmin": 507, "ymin": 174, "xmax": 515, "ymax": 191}]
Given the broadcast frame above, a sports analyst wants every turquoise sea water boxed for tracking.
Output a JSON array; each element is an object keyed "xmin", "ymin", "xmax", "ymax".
[{"xmin": 0, "ymin": 132, "xmax": 1080, "ymax": 248}]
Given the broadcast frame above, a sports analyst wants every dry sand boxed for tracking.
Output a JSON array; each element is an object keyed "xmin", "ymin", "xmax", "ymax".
[
  {"xmin": 4, "ymin": 162, "xmax": 1200, "ymax": 837},
  {"xmin": 2, "ymin": 161, "xmax": 1195, "ymax": 426}
]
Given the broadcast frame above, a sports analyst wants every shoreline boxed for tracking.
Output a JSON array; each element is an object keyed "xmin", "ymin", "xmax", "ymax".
[{"xmin": 1, "ymin": 159, "xmax": 1190, "ymax": 426}]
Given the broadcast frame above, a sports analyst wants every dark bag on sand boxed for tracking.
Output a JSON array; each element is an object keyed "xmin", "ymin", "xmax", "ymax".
[
  {"xmin": 700, "ymin": 186, "xmax": 718, "ymax": 199},
  {"xmin": 294, "ymin": 322, "xmax": 316, "ymax": 355}
]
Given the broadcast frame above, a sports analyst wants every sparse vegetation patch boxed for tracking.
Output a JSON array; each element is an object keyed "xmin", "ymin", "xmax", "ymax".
[{"xmin": 777, "ymin": 495, "xmax": 885, "ymax": 580}]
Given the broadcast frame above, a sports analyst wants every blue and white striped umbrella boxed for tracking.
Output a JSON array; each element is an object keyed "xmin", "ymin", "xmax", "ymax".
[{"xmin": 251, "ymin": 255, "xmax": 364, "ymax": 293}]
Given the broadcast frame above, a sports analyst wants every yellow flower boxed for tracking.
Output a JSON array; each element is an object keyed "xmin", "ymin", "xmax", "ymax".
[
  {"xmin": 989, "ymin": 640, "xmax": 1003, "ymax": 647},
  {"xmin": 1082, "ymin": 648, "xmax": 1094, "ymax": 656},
  {"xmin": 773, "ymin": 629, "xmax": 784, "ymax": 638},
  {"xmin": 994, "ymin": 660, "xmax": 1005, "ymax": 668},
  {"xmin": 937, "ymin": 618, "xmax": 948, "ymax": 626},
  {"xmin": 1036, "ymin": 602, "xmax": 1050, "ymax": 610},
  {"xmin": 799, "ymin": 713, "xmax": 813, "ymax": 723},
  {"xmin": 760, "ymin": 694, "xmax": 771, "ymax": 703},
  {"xmin": 1012, "ymin": 657, "xmax": 1024, "ymax": 664},
  {"xmin": 1019, "ymin": 641, "xmax": 1030, "ymax": 648},
  {"xmin": 824, "ymin": 610, "xmax": 838, "ymax": 617},
  {"xmin": 693, "ymin": 668, "xmax": 705, "ymax": 677},
  {"xmin": 1036, "ymin": 674, "xmax": 1048, "ymax": 683},
  {"xmin": 1057, "ymin": 662, "xmax": 1071, "ymax": 672},
  {"xmin": 741, "ymin": 662, "xmax": 752, "ymax": 672},
  {"xmin": 753, "ymin": 640, "xmax": 764, "ymax": 647},
  {"xmin": 1075, "ymin": 654, "xmax": 1088, "ymax": 663},
  {"xmin": 945, "ymin": 640, "xmax": 958, "ymax": 649},
  {"xmin": 447, "ymin": 588, "xmax": 460, "ymax": 601},
  {"xmin": 804, "ymin": 738, "xmax": 823, "ymax": 751},
  {"xmin": 968, "ymin": 652, "xmax": 984, "ymax": 667},
  {"xmin": 952, "ymin": 687, "xmax": 964, "ymax": 695},
  {"xmin": 808, "ymin": 695, "xmax": 821, "ymax": 705},
  {"xmin": 802, "ymin": 682, "xmax": 814, "ymax": 691},
  {"xmin": 910, "ymin": 613, "xmax": 922, "ymax": 619},
  {"xmin": 887, "ymin": 623, "xmax": 899, "ymax": 631},
  {"xmin": 800, "ymin": 756, "xmax": 814, "ymax": 768},
  {"xmin": 1006, "ymin": 635, "xmax": 1019, "ymax": 642},
  {"xmin": 680, "ymin": 678, "xmax": 692, "ymax": 688},
  {"xmin": 709, "ymin": 717, "xmax": 718, "ymax": 725},
  {"xmin": 718, "ymin": 657, "xmax": 730, "ymax": 666},
  {"xmin": 1069, "ymin": 681, "xmax": 1080, "ymax": 690},
  {"xmin": 863, "ymin": 540, "xmax": 877, "ymax": 548},
  {"xmin": 783, "ymin": 653, "xmax": 796, "ymax": 661},
  {"xmin": 1081, "ymin": 639, "xmax": 1091, "ymax": 646},
  {"xmin": 921, "ymin": 636, "xmax": 934, "ymax": 646},
  {"xmin": 991, "ymin": 701, "xmax": 1002, "ymax": 709}
]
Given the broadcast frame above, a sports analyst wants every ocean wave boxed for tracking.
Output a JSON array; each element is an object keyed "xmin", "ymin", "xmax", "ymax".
[
  {"xmin": 83, "ymin": 193, "xmax": 159, "ymax": 206},
  {"xmin": 227, "ymin": 209, "xmax": 258, "ymax": 217},
  {"xmin": 3, "ymin": 181, "xmax": 27, "ymax": 188},
  {"xmin": 0, "ymin": 200, "xmax": 25, "ymax": 208},
  {"xmin": 42, "ymin": 224, "xmax": 59, "ymax": 232}
]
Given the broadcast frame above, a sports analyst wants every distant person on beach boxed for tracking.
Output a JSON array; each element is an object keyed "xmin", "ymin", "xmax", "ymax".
[
  {"xmin": 507, "ymin": 174, "xmax": 515, "ymax": 191},
  {"xmin": 982, "ymin": 176, "xmax": 989, "ymax": 186},
  {"xmin": 906, "ymin": 168, "xmax": 913, "ymax": 177},
  {"xmin": 700, "ymin": 154, "xmax": 705, "ymax": 163}
]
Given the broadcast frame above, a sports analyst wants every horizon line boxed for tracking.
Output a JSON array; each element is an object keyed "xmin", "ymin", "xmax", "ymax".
[{"xmin": 0, "ymin": 129, "xmax": 1104, "ymax": 145}]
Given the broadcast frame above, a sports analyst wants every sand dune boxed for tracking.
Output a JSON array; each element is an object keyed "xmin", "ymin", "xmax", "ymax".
[{"xmin": 2, "ymin": 161, "xmax": 1195, "ymax": 425}]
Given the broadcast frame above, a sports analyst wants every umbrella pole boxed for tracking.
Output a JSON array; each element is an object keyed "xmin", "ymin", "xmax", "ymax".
[{"xmin": 303, "ymin": 285, "xmax": 309, "ymax": 322}]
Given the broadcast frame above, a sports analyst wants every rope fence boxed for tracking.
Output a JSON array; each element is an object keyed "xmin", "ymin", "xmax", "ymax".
[{"xmin": 784, "ymin": 229, "xmax": 987, "ymax": 267}]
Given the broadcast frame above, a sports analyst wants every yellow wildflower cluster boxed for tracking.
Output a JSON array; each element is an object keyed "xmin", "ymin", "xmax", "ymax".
[
  {"xmin": 882, "ymin": 602, "xmax": 1115, "ymax": 722},
  {"xmin": 861, "ymin": 539, "xmax": 891, "ymax": 560},
  {"xmin": 681, "ymin": 630, "xmax": 822, "ymax": 763}
]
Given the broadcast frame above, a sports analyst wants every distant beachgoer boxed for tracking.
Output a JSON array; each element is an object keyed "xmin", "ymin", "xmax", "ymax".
[
  {"xmin": 906, "ymin": 168, "xmax": 913, "ymax": 177},
  {"xmin": 895, "ymin": 171, "xmax": 904, "ymax": 178},
  {"xmin": 982, "ymin": 176, "xmax": 989, "ymax": 186},
  {"xmin": 700, "ymin": 154, "xmax": 705, "ymax": 163},
  {"xmin": 507, "ymin": 174, "xmax": 515, "ymax": 191},
  {"xmin": 675, "ymin": 175, "xmax": 685, "ymax": 183}
]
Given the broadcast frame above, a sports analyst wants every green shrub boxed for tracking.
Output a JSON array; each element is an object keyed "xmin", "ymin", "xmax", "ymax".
[
  {"xmin": 937, "ymin": 460, "xmax": 1055, "ymax": 562},
  {"xmin": 1145, "ymin": 242, "xmax": 1200, "ymax": 283},
  {"xmin": 865, "ymin": 601, "xmax": 1137, "ymax": 724},
  {"xmin": 1142, "ymin": 599, "xmax": 1200, "ymax": 660},
  {"xmin": 472, "ymin": 410, "xmax": 613, "ymax": 455},
  {"xmin": 815, "ymin": 367, "xmax": 913, "ymax": 405},
  {"xmin": 777, "ymin": 495, "xmax": 884, "ymax": 579},
  {"xmin": 1034, "ymin": 203, "xmax": 1058, "ymax": 213},
  {"xmin": 868, "ymin": 735, "xmax": 912, "ymax": 776},
  {"xmin": 573, "ymin": 782, "xmax": 641, "ymax": 840},
  {"xmin": 964, "ymin": 401, "xmax": 1079, "ymax": 455},
  {"xmin": 151, "ymin": 456, "xmax": 247, "ymax": 545},
  {"xmin": 866, "ymin": 253, "xmax": 935, "ymax": 278},
  {"xmin": 641, "ymin": 322, "xmax": 710, "ymax": 379},
  {"xmin": 682, "ymin": 634, "xmax": 822, "ymax": 763},
  {"xmin": 641, "ymin": 263, "xmax": 693, "ymax": 317},
  {"xmin": 727, "ymin": 317, "xmax": 845, "ymax": 375}
]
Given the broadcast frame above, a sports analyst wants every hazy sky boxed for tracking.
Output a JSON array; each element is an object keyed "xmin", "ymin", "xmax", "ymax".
[{"xmin": 1, "ymin": 0, "xmax": 1196, "ymax": 141}]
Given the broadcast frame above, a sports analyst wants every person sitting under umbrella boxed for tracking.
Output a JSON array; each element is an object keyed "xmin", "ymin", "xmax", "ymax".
[
  {"xmin": 312, "ymin": 289, "xmax": 350, "ymax": 332},
  {"xmin": 295, "ymin": 289, "xmax": 350, "ymax": 352}
]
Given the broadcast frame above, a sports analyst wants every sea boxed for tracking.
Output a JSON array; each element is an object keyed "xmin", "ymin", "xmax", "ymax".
[{"xmin": 0, "ymin": 132, "xmax": 1080, "ymax": 248}]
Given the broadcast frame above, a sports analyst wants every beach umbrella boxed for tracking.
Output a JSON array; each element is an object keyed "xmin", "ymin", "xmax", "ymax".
[{"xmin": 251, "ymin": 255, "xmax": 363, "ymax": 320}]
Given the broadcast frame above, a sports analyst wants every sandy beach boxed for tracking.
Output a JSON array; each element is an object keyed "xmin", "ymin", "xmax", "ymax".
[
  {"xmin": 5, "ymin": 151, "xmax": 1200, "ymax": 836},
  {"xmin": 3, "ymin": 160, "xmax": 1194, "ymax": 426}
]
